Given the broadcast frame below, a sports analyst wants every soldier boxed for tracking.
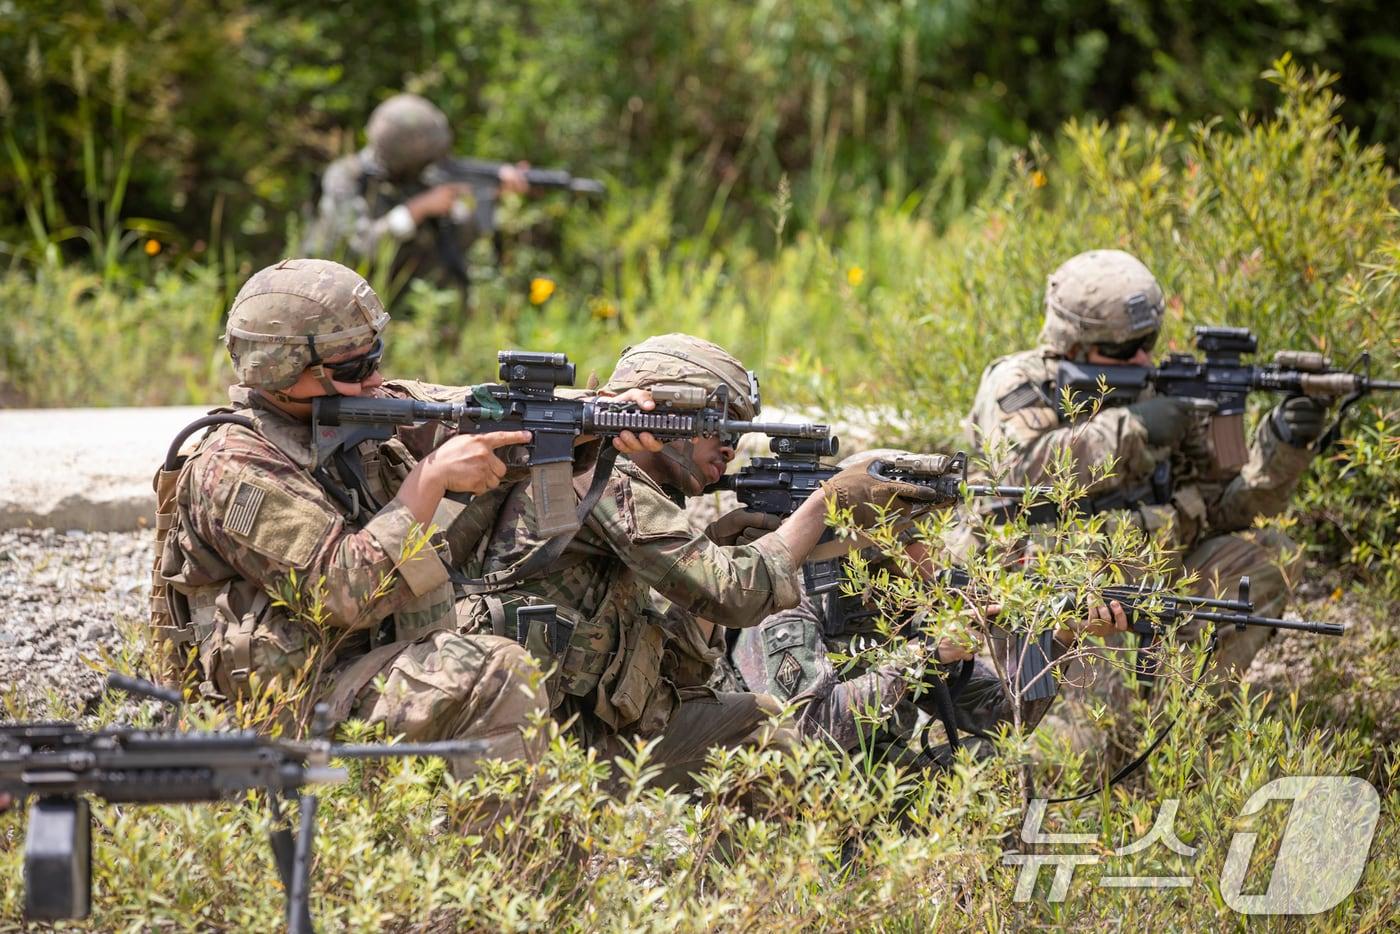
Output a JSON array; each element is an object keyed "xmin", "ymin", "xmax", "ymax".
[
  {"xmin": 460, "ymin": 334, "xmax": 945, "ymax": 790},
  {"xmin": 720, "ymin": 451, "xmax": 1128, "ymax": 770},
  {"xmin": 149, "ymin": 258, "xmax": 659, "ymax": 770},
  {"xmin": 304, "ymin": 93, "xmax": 530, "ymax": 292},
  {"xmin": 966, "ymin": 248, "xmax": 1330, "ymax": 682}
]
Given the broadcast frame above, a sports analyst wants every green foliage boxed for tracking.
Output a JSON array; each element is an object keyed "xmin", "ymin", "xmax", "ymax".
[{"xmin": 3, "ymin": 1, "xmax": 1399, "ymax": 261}]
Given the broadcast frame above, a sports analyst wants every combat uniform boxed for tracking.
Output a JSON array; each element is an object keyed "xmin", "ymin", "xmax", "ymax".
[
  {"xmin": 462, "ymin": 456, "xmax": 801, "ymax": 789},
  {"xmin": 719, "ymin": 585, "xmax": 1066, "ymax": 767},
  {"xmin": 964, "ymin": 249, "xmax": 1321, "ymax": 750},
  {"xmin": 149, "ymin": 258, "xmax": 545, "ymax": 770},
  {"xmin": 305, "ymin": 147, "xmax": 487, "ymax": 287},
  {"xmin": 967, "ymin": 345, "xmax": 1312, "ymax": 672}
]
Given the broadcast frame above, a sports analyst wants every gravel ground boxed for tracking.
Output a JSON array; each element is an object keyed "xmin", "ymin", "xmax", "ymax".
[
  {"xmin": 0, "ymin": 528, "xmax": 152, "ymax": 712},
  {"xmin": 0, "ymin": 524, "xmax": 1384, "ymax": 729}
]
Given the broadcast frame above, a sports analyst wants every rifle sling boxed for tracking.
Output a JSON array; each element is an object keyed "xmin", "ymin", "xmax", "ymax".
[{"xmin": 457, "ymin": 445, "xmax": 621, "ymax": 592}]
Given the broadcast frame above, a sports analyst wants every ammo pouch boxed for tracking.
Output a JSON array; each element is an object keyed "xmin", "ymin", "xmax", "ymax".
[
  {"xmin": 595, "ymin": 614, "xmax": 672, "ymax": 734},
  {"xmin": 187, "ymin": 581, "xmax": 328, "ymax": 701},
  {"xmin": 467, "ymin": 593, "xmax": 604, "ymax": 700}
]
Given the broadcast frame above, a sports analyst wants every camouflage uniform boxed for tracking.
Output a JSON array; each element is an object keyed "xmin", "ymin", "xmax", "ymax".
[
  {"xmin": 459, "ymin": 335, "xmax": 804, "ymax": 789},
  {"xmin": 462, "ymin": 456, "xmax": 800, "ymax": 788},
  {"xmin": 151, "ymin": 260, "xmax": 546, "ymax": 769},
  {"xmin": 966, "ymin": 251, "xmax": 1318, "ymax": 752},
  {"xmin": 718, "ymin": 580, "xmax": 1066, "ymax": 768},
  {"xmin": 303, "ymin": 94, "xmax": 487, "ymax": 288}
]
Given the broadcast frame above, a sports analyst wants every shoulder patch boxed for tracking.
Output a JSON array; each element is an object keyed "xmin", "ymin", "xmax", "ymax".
[
  {"xmin": 220, "ymin": 471, "xmax": 334, "ymax": 569},
  {"xmin": 997, "ymin": 382, "xmax": 1045, "ymax": 414},
  {"xmin": 773, "ymin": 651, "xmax": 803, "ymax": 698},
  {"xmin": 224, "ymin": 481, "xmax": 267, "ymax": 538}
]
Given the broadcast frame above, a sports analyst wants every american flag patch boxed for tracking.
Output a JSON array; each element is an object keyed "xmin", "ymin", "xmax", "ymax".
[{"xmin": 225, "ymin": 481, "xmax": 267, "ymax": 537}]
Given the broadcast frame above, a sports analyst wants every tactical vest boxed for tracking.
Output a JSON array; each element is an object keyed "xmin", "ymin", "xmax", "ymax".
[
  {"xmin": 454, "ymin": 466, "xmax": 701, "ymax": 735},
  {"xmin": 147, "ymin": 406, "xmax": 458, "ymax": 702}
]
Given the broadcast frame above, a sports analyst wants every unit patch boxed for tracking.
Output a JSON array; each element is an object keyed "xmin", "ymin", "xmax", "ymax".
[
  {"xmin": 997, "ymin": 382, "xmax": 1044, "ymax": 414},
  {"xmin": 773, "ymin": 651, "xmax": 804, "ymax": 698},
  {"xmin": 225, "ymin": 481, "xmax": 267, "ymax": 537}
]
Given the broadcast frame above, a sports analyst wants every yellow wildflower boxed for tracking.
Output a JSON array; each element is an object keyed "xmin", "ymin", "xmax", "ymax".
[
  {"xmin": 1030, "ymin": 170, "xmax": 1047, "ymax": 189},
  {"xmin": 846, "ymin": 265, "xmax": 865, "ymax": 287},
  {"xmin": 144, "ymin": 238, "xmax": 162, "ymax": 256},
  {"xmin": 590, "ymin": 298, "xmax": 619, "ymax": 320},
  {"xmin": 529, "ymin": 277, "xmax": 556, "ymax": 305}
]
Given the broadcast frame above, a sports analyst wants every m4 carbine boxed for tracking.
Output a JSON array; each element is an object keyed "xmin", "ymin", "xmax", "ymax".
[
  {"xmin": 719, "ymin": 446, "xmax": 1044, "ymax": 518},
  {"xmin": 1058, "ymin": 325, "xmax": 1400, "ymax": 468},
  {"xmin": 0, "ymin": 674, "xmax": 483, "ymax": 933},
  {"xmin": 313, "ymin": 350, "xmax": 830, "ymax": 537},
  {"xmin": 422, "ymin": 157, "xmax": 604, "ymax": 243}
]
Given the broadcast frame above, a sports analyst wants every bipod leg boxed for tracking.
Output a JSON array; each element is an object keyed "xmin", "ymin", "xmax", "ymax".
[{"xmin": 288, "ymin": 793, "xmax": 318, "ymax": 934}]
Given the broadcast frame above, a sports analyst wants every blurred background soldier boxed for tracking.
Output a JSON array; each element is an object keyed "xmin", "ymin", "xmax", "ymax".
[{"xmin": 304, "ymin": 93, "xmax": 531, "ymax": 296}]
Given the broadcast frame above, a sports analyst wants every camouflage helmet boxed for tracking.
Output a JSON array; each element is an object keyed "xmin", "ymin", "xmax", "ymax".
[
  {"xmin": 225, "ymin": 259, "xmax": 390, "ymax": 391},
  {"xmin": 1039, "ymin": 249, "xmax": 1165, "ymax": 355},
  {"xmin": 603, "ymin": 333, "xmax": 760, "ymax": 420},
  {"xmin": 365, "ymin": 93, "xmax": 452, "ymax": 178}
]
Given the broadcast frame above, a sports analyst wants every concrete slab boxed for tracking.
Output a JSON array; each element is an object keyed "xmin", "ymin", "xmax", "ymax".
[
  {"xmin": 1, "ymin": 406, "xmax": 208, "ymax": 531},
  {"xmin": 0, "ymin": 403, "xmax": 895, "ymax": 532}
]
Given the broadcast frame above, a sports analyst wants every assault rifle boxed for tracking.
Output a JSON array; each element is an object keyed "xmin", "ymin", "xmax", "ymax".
[
  {"xmin": 313, "ymin": 350, "xmax": 830, "ymax": 537},
  {"xmin": 0, "ymin": 674, "xmax": 483, "ymax": 932},
  {"xmin": 808, "ymin": 565, "xmax": 1342, "ymax": 702},
  {"xmin": 423, "ymin": 157, "xmax": 604, "ymax": 245},
  {"xmin": 1058, "ymin": 325, "xmax": 1400, "ymax": 468},
  {"xmin": 720, "ymin": 447, "xmax": 1046, "ymax": 518}
]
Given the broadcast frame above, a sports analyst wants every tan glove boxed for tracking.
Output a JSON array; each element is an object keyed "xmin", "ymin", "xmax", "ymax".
[
  {"xmin": 820, "ymin": 460, "xmax": 949, "ymax": 528},
  {"xmin": 706, "ymin": 507, "xmax": 782, "ymax": 546}
]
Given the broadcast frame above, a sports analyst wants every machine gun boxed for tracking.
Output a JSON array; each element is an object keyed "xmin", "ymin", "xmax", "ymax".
[
  {"xmin": 312, "ymin": 350, "xmax": 830, "ymax": 537},
  {"xmin": 1058, "ymin": 325, "xmax": 1400, "ymax": 468},
  {"xmin": 0, "ymin": 674, "xmax": 483, "ymax": 932},
  {"xmin": 720, "ymin": 447, "xmax": 1045, "ymax": 518}
]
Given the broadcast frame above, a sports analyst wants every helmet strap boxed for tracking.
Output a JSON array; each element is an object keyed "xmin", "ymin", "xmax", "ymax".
[{"xmin": 304, "ymin": 335, "xmax": 341, "ymax": 394}]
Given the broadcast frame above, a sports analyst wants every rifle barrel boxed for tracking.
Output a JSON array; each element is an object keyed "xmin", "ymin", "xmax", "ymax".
[
  {"xmin": 330, "ymin": 740, "xmax": 488, "ymax": 758},
  {"xmin": 725, "ymin": 420, "xmax": 831, "ymax": 439},
  {"xmin": 1183, "ymin": 608, "xmax": 1344, "ymax": 636}
]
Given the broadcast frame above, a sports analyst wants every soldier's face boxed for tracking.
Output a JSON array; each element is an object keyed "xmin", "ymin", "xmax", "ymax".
[
  {"xmin": 688, "ymin": 434, "xmax": 736, "ymax": 487},
  {"xmin": 277, "ymin": 342, "xmax": 385, "ymax": 403}
]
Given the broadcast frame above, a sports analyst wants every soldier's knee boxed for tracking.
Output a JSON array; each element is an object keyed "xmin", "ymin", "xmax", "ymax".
[{"xmin": 473, "ymin": 635, "xmax": 548, "ymax": 712}]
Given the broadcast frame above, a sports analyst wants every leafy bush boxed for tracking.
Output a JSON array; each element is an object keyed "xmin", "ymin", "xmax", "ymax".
[{"xmin": 3, "ymin": 1, "xmax": 1399, "ymax": 260}]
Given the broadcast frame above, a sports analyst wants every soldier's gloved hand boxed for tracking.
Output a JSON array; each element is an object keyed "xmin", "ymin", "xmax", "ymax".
[
  {"xmin": 1126, "ymin": 395, "xmax": 1194, "ymax": 447},
  {"xmin": 706, "ymin": 508, "xmax": 782, "ymax": 546},
  {"xmin": 1271, "ymin": 394, "xmax": 1329, "ymax": 447},
  {"xmin": 820, "ymin": 462, "xmax": 946, "ymax": 527}
]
